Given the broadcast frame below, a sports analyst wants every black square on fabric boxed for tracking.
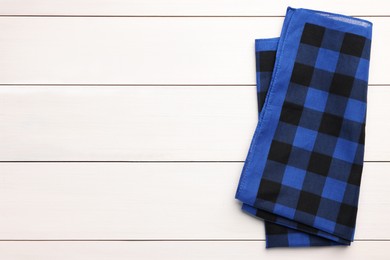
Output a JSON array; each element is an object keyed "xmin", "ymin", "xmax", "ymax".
[
  {"xmin": 257, "ymin": 211, "xmax": 278, "ymax": 222},
  {"xmin": 259, "ymin": 51, "xmax": 277, "ymax": 72},
  {"xmin": 296, "ymin": 191, "xmax": 321, "ymax": 215},
  {"xmin": 280, "ymin": 101, "xmax": 304, "ymax": 126},
  {"xmin": 359, "ymin": 123, "xmax": 366, "ymax": 144},
  {"xmin": 340, "ymin": 32, "xmax": 366, "ymax": 57},
  {"xmin": 265, "ymin": 221, "xmax": 289, "ymax": 235},
  {"xmin": 337, "ymin": 203, "xmax": 357, "ymax": 227},
  {"xmin": 348, "ymin": 164, "xmax": 363, "ymax": 186},
  {"xmin": 301, "ymin": 172, "xmax": 326, "ymax": 196},
  {"xmin": 262, "ymin": 160, "xmax": 287, "ymax": 183},
  {"xmin": 291, "ymin": 63, "xmax": 314, "ymax": 86},
  {"xmin": 258, "ymin": 179, "xmax": 282, "ymax": 203},
  {"xmin": 257, "ymin": 91, "xmax": 266, "ymax": 111},
  {"xmin": 268, "ymin": 140, "xmax": 292, "ymax": 165},
  {"xmin": 300, "ymin": 23, "xmax": 325, "ymax": 47},
  {"xmin": 329, "ymin": 73, "xmax": 355, "ymax": 98},
  {"xmin": 295, "ymin": 44, "xmax": 320, "ymax": 67},
  {"xmin": 323, "ymin": 93, "xmax": 348, "ymax": 118},
  {"xmin": 313, "ymin": 133, "xmax": 338, "ymax": 157},
  {"xmin": 307, "ymin": 152, "xmax": 332, "ymax": 176},
  {"xmin": 319, "ymin": 113, "xmax": 343, "ymax": 137},
  {"xmin": 296, "ymin": 222, "xmax": 319, "ymax": 234}
]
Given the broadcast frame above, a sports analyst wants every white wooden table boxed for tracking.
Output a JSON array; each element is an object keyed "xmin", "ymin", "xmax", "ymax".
[{"xmin": 0, "ymin": 1, "xmax": 389, "ymax": 259}]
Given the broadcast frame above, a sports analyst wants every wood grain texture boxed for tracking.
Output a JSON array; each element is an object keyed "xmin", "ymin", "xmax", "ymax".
[
  {"xmin": 0, "ymin": 1, "xmax": 388, "ymax": 258},
  {"xmin": 0, "ymin": 162, "xmax": 386, "ymax": 239},
  {"xmin": 0, "ymin": 86, "xmax": 387, "ymax": 161},
  {"xmin": 0, "ymin": 241, "xmax": 387, "ymax": 260},
  {"xmin": 0, "ymin": 1, "xmax": 389, "ymax": 16},
  {"xmin": 0, "ymin": 17, "xmax": 386, "ymax": 85}
]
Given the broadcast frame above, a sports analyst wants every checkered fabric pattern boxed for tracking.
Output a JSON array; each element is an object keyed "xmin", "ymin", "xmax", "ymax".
[{"xmin": 235, "ymin": 7, "xmax": 372, "ymax": 248}]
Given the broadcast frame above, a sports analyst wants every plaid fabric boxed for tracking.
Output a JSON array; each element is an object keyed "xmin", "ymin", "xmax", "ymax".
[{"xmin": 235, "ymin": 7, "xmax": 372, "ymax": 248}]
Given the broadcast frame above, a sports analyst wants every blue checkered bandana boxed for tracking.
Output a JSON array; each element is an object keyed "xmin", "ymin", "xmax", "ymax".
[{"xmin": 235, "ymin": 7, "xmax": 372, "ymax": 248}]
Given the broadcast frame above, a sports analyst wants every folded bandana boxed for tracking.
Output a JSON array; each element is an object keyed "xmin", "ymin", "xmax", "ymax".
[{"xmin": 235, "ymin": 7, "xmax": 372, "ymax": 248}]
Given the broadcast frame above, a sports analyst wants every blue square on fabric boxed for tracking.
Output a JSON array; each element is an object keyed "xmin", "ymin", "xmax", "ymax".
[
  {"xmin": 288, "ymin": 147, "xmax": 312, "ymax": 170},
  {"xmin": 293, "ymin": 126, "xmax": 318, "ymax": 151},
  {"xmin": 324, "ymin": 93, "xmax": 348, "ymax": 117},
  {"xmin": 295, "ymin": 210, "xmax": 316, "ymax": 225},
  {"xmin": 355, "ymin": 58, "xmax": 370, "ymax": 81},
  {"xmin": 295, "ymin": 44, "xmax": 320, "ymax": 66},
  {"xmin": 361, "ymin": 39, "xmax": 371, "ymax": 60},
  {"xmin": 335, "ymin": 54, "xmax": 360, "ymax": 77},
  {"xmin": 322, "ymin": 177, "xmax": 347, "ymax": 202},
  {"xmin": 321, "ymin": 28, "xmax": 344, "ymax": 51},
  {"xmin": 310, "ymin": 69, "xmax": 333, "ymax": 92},
  {"xmin": 276, "ymin": 186, "xmax": 301, "ymax": 208},
  {"xmin": 315, "ymin": 48, "xmax": 339, "ymax": 72},
  {"xmin": 304, "ymin": 88, "xmax": 328, "ymax": 112},
  {"xmin": 259, "ymin": 71, "xmax": 273, "ymax": 90},
  {"xmin": 287, "ymin": 232, "xmax": 311, "ymax": 246},
  {"xmin": 342, "ymin": 184, "xmax": 360, "ymax": 206},
  {"xmin": 313, "ymin": 133, "xmax": 338, "ymax": 156},
  {"xmin": 301, "ymin": 172, "xmax": 326, "ymax": 196},
  {"xmin": 333, "ymin": 138, "xmax": 359, "ymax": 163},
  {"xmin": 282, "ymin": 165, "xmax": 306, "ymax": 190},
  {"xmin": 262, "ymin": 160, "xmax": 288, "ymax": 183},
  {"xmin": 285, "ymin": 83, "xmax": 310, "ymax": 106},
  {"xmin": 350, "ymin": 79, "xmax": 368, "ymax": 102},
  {"xmin": 339, "ymin": 119, "xmax": 362, "ymax": 143},
  {"xmin": 334, "ymin": 224, "xmax": 355, "ymax": 242},
  {"xmin": 314, "ymin": 216, "xmax": 336, "ymax": 233},
  {"xmin": 266, "ymin": 234, "xmax": 289, "ymax": 248},
  {"xmin": 241, "ymin": 203, "xmax": 257, "ymax": 215},
  {"xmin": 328, "ymin": 158, "xmax": 352, "ymax": 182},
  {"xmin": 274, "ymin": 204, "xmax": 296, "ymax": 219},
  {"xmin": 274, "ymin": 121, "xmax": 298, "ymax": 144},
  {"xmin": 354, "ymin": 144, "xmax": 365, "ymax": 164},
  {"xmin": 316, "ymin": 198, "xmax": 341, "ymax": 221},
  {"xmin": 299, "ymin": 108, "xmax": 323, "ymax": 131},
  {"xmin": 344, "ymin": 99, "xmax": 366, "ymax": 123}
]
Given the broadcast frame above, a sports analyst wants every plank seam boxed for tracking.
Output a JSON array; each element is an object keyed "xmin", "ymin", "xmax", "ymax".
[
  {"xmin": 0, "ymin": 239, "xmax": 387, "ymax": 242},
  {"xmin": 0, "ymin": 84, "xmax": 385, "ymax": 87},
  {"xmin": 0, "ymin": 15, "xmax": 388, "ymax": 18},
  {"xmin": 0, "ymin": 84, "xmax": 257, "ymax": 87},
  {"xmin": 0, "ymin": 161, "xmax": 386, "ymax": 163}
]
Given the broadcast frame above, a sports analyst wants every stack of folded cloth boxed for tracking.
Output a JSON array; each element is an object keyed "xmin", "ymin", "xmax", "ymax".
[{"xmin": 235, "ymin": 7, "xmax": 372, "ymax": 248}]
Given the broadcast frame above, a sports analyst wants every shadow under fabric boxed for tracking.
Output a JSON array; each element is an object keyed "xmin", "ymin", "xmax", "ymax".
[{"xmin": 235, "ymin": 7, "xmax": 372, "ymax": 248}]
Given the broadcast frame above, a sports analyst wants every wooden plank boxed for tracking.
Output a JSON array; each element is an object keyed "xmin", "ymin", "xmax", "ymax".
[
  {"xmin": 0, "ymin": 1, "xmax": 389, "ymax": 16},
  {"xmin": 0, "ymin": 86, "xmax": 387, "ymax": 161},
  {"xmin": 0, "ymin": 241, "xmax": 387, "ymax": 259},
  {"xmin": 0, "ymin": 162, "xmax": 386, "ymax": 239},
  {"xmin": 0, "ymin": 17, "xmax": 385, "ymax": 85}
]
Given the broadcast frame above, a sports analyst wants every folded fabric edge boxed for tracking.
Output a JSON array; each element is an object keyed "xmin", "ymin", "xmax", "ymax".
[
  {"xmin": 288, "ymin": 6, "xmax": 373, "ymax": 28},
  {"xmin": 241, "ymin": 203, "xmax": 351, "ymax": 246}
]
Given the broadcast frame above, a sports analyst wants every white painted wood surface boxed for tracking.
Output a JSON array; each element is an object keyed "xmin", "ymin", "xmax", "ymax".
[
  {"xmin": 0, "ymin": 86, "xmax": 389, "ymax": 161},
  {"xmin": 0, "ymin": 241, "xmax": 386, "ymax": 260},
  {"xmin": 0, "ymin": 17, "xmax": 387, "ymax": 85},
  {"xmin": 0, "ymin": 162, "xmax": 387, "ymax": 240},
  {"xmin": 0, "ymin": 1, "xmax": 389, "ymax": 259},
  {"xmin": 0, "ymin": 1, "xmax": 388, "ymax": 16}
]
